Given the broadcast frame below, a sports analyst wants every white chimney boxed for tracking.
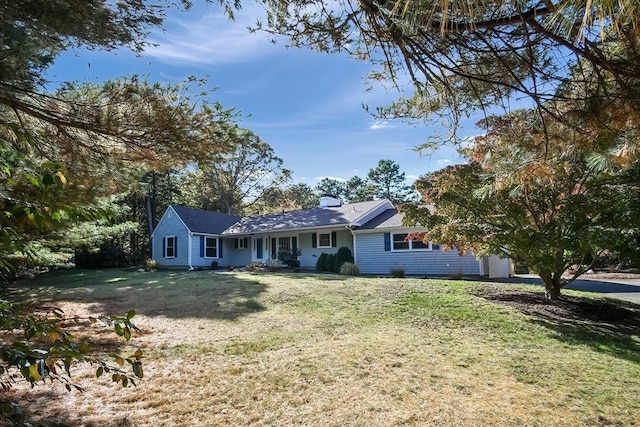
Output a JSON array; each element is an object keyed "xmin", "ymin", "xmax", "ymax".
[{"xmin": 319, "ymin": 195, "xmax": 342, "ymax": 208}]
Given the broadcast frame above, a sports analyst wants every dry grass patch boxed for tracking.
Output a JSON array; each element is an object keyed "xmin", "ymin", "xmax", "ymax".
[{"xmin": 4, "ymin": 269, "xmax": 640, "ymax": 426}]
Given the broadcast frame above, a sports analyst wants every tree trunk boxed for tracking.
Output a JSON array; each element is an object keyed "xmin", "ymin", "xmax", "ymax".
[
  {"xmin": 539, "ymin": 269, "xmax": 563, "ymax": 300},
  {"xmin": 144, "ymin": 172, "xmax": 157, "ymax": 259}
]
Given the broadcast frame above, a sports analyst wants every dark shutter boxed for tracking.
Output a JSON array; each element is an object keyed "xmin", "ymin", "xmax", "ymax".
[
  {"xmin": 218, "ymin": 238, "xmax": 223, "ymax": 258},
  {"xmin": 312, "ymin": 233, "xmax": 317, "ymax": 248},
  {"xmin": 384, "ymin": 233, "xmax": 391, "ymax": 251},
  {"xmin": 331, "ymin": 231, "xmax": 337, "ymax": 247},
  {"xmin": 200, "ymin": 236, "xmax": 205, "ymax": 257},
  {"xmin": 271, "ymin": 238, "xmax": 276, "ymax": 258},
  {"xmin": 244, "ymin": 237, "xmax": 248, "ymax": 248},
  {"xmin": 234, "ymin": 238, "xmax": 239, "ymax": 248},
  {"xmin": 174, "ymin": 237, "xmax": 178, "ymax": 257},
  {"xmin": 162, "ymin": 237, "xmax": 166, "ymax": 257},
  {"xmin": 292, "ymin": 236, "xmax": 297, "ymax": 254},
  {"xmin": 432, "ymin": 243, "xmax": 440, "ymax": 250}
]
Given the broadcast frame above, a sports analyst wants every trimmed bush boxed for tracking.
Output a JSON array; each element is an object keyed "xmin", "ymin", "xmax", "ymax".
[
  {"xmin": 334, "ymin": 247, "xmax": 354, "ymax": 273},
  {"xmin": 326, "ymin": 253, "xmax": 336, "ymax": 272},
  {"xmin": 316, "ymin": 253, "xmax": 328, "ymax": 272},
  {"xmin": 340, "ymin": 262, "xmax": 360, "ymax": 276}
]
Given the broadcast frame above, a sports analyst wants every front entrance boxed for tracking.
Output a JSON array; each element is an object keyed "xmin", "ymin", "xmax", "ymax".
[{"xmin": 253, "ymin": 237, "xmax": 264, "ymax": 263}]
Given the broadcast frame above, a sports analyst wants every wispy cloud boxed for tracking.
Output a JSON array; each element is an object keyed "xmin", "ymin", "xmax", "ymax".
[
  {"xmin": 144, "ymin": 6, "xmax": 279, "ymax": 65},
  {"xmin": 369, "ymin": 120, "xmax": 395, "ymax": 130}
]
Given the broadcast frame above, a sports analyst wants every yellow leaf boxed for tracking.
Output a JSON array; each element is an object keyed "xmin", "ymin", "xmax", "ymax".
[{"xmin": 56, "ymin": 171, "xmax": 67, "ymax": 184}]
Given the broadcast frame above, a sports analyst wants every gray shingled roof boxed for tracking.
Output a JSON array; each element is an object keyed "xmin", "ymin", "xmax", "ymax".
[
  {"xmin": 358, "ymin": 209, "xmax": 404, "ymax": 229},
  {"xmin": 222, "ymin": 200, "xmax": 387, "ymax": 235},
  {"xmin": 171, "ymin": 205, "xmax": 241, "ymax": 235}
]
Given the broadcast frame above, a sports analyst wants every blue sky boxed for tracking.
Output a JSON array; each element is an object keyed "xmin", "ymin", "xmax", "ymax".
[{"xmin": 47, "ymin": 2, "xmax": 474, "ymax": 186}]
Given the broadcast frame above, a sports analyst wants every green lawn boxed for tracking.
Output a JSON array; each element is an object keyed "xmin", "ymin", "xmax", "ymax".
[{"xmin": 6, "ymin": 269, "xmax": 640, "ymax": 426}]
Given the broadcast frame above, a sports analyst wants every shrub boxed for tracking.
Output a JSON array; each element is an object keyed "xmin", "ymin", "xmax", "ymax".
[
  {"xmin": 145, "ymin": 259, "xmax": 157, "ymax": 271},
  {"xmin": 334, "ymin": 247, "xmax": 354, "ymax": 273},
  {"xmin": 211, "ymin": 261, "xmax": 219, "ymax": 270},
  {"xmin": 390, "ymin": 268, "xmax": 405, "ymax": 278},
  {"xmin": 326, "ymin": 253, "xmax": 336, "ymax": 272},
  {"xmin": 340, "ymin": 262, "xmax": 360, "ymax": 276},
  {"xmin": 316, "ymin": 253, "xmax": 328, "ymax": 272},
  {"xmin": 266, "ymin": 258, "xmax": 281, "ymax": 268}
]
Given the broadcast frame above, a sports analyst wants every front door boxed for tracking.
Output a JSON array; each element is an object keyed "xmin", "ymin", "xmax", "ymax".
[{"xmin": 254, "ymin": 238, "xmax": 264, "ymax": 262}]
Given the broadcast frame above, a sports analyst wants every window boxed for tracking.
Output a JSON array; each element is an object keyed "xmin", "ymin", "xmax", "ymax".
[
  {"xmin": 165, "ymin": 236, "xmax": 176, "ymax": 258},
  {"xmin": 317, "ymin": 232, "xmax": 332, "ymax": 248},
  {"xmin": 205, "ymin": 237, "xmax": 218, "ymax": 258},
  {"xmin": 278, "ymin": 237, "xmax": 291, "ymax": 252},
  {"xmin": 392, "ymin": 233, "xmax": 431, "ymax": 251},
  {"xmin": 270, "ymin": 236, "xmax": 297, "ymax": 260}
]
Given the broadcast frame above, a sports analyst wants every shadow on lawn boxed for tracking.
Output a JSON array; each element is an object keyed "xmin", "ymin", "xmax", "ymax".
[
  {"xmin": 8, "ymin": 268, "xmax": 268, "ymax": 321},
  {"xmin": 481, "ymin": 290, "xmax": 640, "ymax": 364}
]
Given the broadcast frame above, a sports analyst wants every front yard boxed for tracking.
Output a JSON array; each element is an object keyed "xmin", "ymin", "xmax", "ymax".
[{"xmin": 5, "ymin": 269, "xmax": 640, "ymax": 426}]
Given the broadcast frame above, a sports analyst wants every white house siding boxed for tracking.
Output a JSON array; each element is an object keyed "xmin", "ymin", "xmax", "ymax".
[
  {"xmin": 297, "ymin": 229, "xmax": 354, "ymax": 269},
  {"xmin": 354, "ymin": 233, "xmax": 481, "ymax": 276},
  {"xmin": 151, "ymin": 209, "xmax": 191, "ymax": 269}
]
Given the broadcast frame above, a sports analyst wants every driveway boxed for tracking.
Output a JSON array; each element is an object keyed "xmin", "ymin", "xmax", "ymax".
[{"xmin": 494, "ymin": 274, "xmax": 640, "ymax": 302}]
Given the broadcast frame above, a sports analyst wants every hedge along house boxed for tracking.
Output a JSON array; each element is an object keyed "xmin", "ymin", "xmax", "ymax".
[{"xmin": 152, "ymin": 196, "xmax": 510, "ymax": 277}]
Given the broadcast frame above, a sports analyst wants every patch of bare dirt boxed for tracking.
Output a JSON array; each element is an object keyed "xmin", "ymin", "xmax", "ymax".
[{"xmin": 477, "ymin": 289, "xmax": 640, "ymax": 325}]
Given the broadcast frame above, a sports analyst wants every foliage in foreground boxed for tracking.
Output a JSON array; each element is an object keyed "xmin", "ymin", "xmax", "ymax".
[{"xmin": 0, "ymin": 300, "xmax": 143, "ymax": 391}]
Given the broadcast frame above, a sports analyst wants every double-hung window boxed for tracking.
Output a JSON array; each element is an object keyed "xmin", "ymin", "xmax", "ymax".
[
  {"xmin": 317, "ymin": 232, "xmax": 332, "ymax": 248},
  {"xmin": 392, "ymin": 233, "xmax": 431, "ymax": 251},
  {"xmin": 165, "ymin": 236, "xmax": 176, "ymax": 258},
  {"xmin": 205, "ymin": 237, "xmax": 218, "ymax": 258}
]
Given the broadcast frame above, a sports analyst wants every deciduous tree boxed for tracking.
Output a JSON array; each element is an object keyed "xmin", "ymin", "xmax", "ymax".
[
  {"xmin": 192, "ymin": 129, "xmax": 291, "ymax": 215},
  {"xmin": 403, "ymin": 109, "xmax": 640, "ymax": 299}
]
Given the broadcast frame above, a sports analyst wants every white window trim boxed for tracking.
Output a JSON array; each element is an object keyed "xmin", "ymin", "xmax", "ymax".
[
  {"xmin": 204, "ymin": 237, "xmax": 219, "ymax": 259},
  {"xmin": 391, "ymin": 233, "xmax": 433, "ymax": 252},
  {"xmin": 317, "ymin": 232, "xmax": 332, "ymax": 248},
  {"xmin": 165, "ymin": 235, "xmax": 177, "ymax": 258}
]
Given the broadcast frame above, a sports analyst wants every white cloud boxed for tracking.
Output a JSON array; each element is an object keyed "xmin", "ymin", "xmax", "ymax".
[
  {"xmin": 369, "ymin": 120, "xmax": 394, "ymax": 130},
  {"xmin": 143, "ymin": 5, "xmax": 280, "ymax": 65}
]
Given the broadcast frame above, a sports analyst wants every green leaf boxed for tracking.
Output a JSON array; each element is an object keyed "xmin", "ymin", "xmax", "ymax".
[
  {"xmin": 132, "ymin": 361, "xmax": 143, "ymax": 378},
  {"xmin": 42, "ymin": 174, "xmax": 54, "ymax": 186},
  {"xmin": 96, "ymin": 367, "xmax": 104, "ymax": 378}
]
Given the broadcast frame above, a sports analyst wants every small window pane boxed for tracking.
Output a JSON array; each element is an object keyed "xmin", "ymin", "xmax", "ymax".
[
  {"xmin": 393, "ymin": 233, "xmax": 409, "ymax": 250},
  {"xmin": 318, "ymin": 233, "xmax": 331, "ymax": 247},
  {"xmin": 411, "ymin": 239, "xmax": 428, "ymax": 250}
]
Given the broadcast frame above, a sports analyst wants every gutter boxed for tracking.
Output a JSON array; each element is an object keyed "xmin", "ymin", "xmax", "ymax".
[{"xmin": 188, "ymin": 232, "xmax": 194, "ymax": 271}]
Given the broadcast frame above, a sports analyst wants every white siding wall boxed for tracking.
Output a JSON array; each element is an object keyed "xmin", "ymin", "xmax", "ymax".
[{"xmin": 354, "ymin": 233, "xmax": 480, "ymax": 276}]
